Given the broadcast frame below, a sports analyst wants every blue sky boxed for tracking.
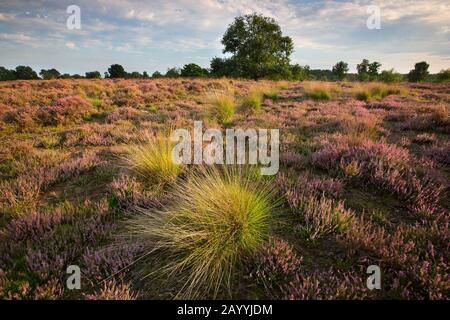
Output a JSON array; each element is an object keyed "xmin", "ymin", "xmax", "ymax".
[{"xmin": 0, "ymin": 0, "xmax": 449, "ymax": 75}]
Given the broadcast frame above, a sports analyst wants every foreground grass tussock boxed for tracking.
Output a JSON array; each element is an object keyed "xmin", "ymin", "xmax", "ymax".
[{"xmin": 129, "ymin": 166, "xmax": 278, "ymax": 298}]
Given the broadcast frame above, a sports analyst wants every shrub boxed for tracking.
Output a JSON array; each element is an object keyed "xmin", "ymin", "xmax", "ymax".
[
  {"xmin": 436, "ymin": 69, "xmax": 450, "ymax": 83},
  {"xmin": 380, "ymin": 69, "xmax": 403, "ymax": 83},
  {"xmin": 423, "ymin": 141, "xmax": 450, "ymax": 166},
  {"xmin": 36, "ymin": 96, "xmax": 93, "ymax": 126},
  {"xmin": 282, "ymin": 268, "xmax": 371, "ymax": 299},
  {"xmin": 207, "ymin": 89, "xmax": 236, "ymax": 125},
  {"xmin": 106, "ymin": 107, "xmax": 141, "ymax": 123},
  {"xmin": 128, "ymin": 166, "xmax": 277, "ymax": 298},
  {"xmin": 81, "ymin": 242, "xmax": 144, "ymax": 282},
  {"xmin": 249, "ymin": 238, "xmax": 302, "ymax": 296},
  {"xmin": 109, "ymin": 174, "xmax": 162, "ymax": 210},
  {"xmin": 400, "ymin": 104, "xmax": 449, "ymax": 133},
  {"xmin": 292, "ymin": 194, "xmax": 354, "ymax": 240},
  {"xmin": 84, "ymin": 280, "xmax": 137, "ymax": 300},
  {"xmin": 123, "ymin": 133, "xmax": 182, "ymax": 185},
  {"xmin": 311, "ymin": 141, "xmax": 443, "ymax": 216},
  {"xmin": 2, "ymin": 107, "xmax": 35, "ymax": 130}
]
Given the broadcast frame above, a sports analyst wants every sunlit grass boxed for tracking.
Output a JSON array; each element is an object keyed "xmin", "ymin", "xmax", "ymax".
[
  {"xmin": 123, "ymin": 132, "xmax": 181, "ymax": 185},
  {"xmin": 129, "ymin": 166, "xmax": 278, "ymax": 298},
  {"xmin": 207, "ymin": 89, "xmax": 236, "ymax": 125},
  {"xmin": 353, "ymin": 82, "xmax": 406, "ymax": 101},
  {"xmin": 303, "ymin": 82, "xmax": 338, "ymax": 100}
]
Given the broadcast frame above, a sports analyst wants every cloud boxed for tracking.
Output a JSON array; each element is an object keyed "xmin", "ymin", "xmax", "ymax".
[
  {"xmin": 0, "ymin": 0, "xmax": 448, "ymax": 73},
  {"xmin": 65, "ymin": 41, "xmax": 76, "ymax": 49}
]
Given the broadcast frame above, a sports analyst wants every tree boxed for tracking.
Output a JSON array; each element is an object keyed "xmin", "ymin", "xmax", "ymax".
[
  {"xmin": 332, "ymin": 61, "xmax": 349, "ymax": 80},
  {"xmin": 368, "ymin": 62, "xmax": 381, "ymax": 77},
  {"xmin": 108, "ymin": 64, "xmax": 127, "ymax": 78},
  {"xmin": 220, "ymin": 13, "xmax": 294, "ymax": 80},
  {"xmin": 357, "ymin": 59, "xmax": 370, "ymax": 75},
  {"xmin": 408, "ymin": 61, "xmax": 429, "ymax": 82},
  {"xmin": 165, "ymin": 67, "xmax": 181, "ymax": 78},
  {"xmin": 0, "ymin": 66, "xmax": 17, "ymax": 81},
  {"xmin": 181, "ymin": 63, "xmax": 208, "ymax": 77},
  {"xmin": 129, "ymin": 71, "xmax": 142, "ymax": 79},
  {"xmin": 15, "ymin": 66, "xmax": 39, "ymax": 80},
  {"xmin": 142, "ymin": 71, "xmax": 149, "ymax": 78},
  {"xmin": 152, "ymin": 71, "xmax": 163, "ymax": 78},
  {"xmin": 379, "ymin": 69, "xmax": 403, "ymax": 83},
  {"xmin": 436, "ymin": 68, "xmax": 450, "ymax": 83},
  {"xmin": 40, "ymin": 68, "xmax": 61, "ymax": 80},
  {"xmin": 85, "ymin": 71, "xmax": 101, "ymax": 79}
]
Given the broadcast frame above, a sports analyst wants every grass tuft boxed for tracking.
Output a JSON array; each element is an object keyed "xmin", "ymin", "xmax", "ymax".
[
  {"xmin": 123, "ymin": 132, "xmax": 181, "ymax": 185},
  {"xmin": 207, "ymin": 89, "xmax": 236, "ymax": 125},
  {"xmin": 303, "ymin": 82, "xmax": 336, "ymax": 100},
  {"xmin": 129, "ymin": 166, "xmax": 277, "ymax": 298},
  {"xmin": 353, "ymin": 83, "xmax": 406, "ymax": 101}
]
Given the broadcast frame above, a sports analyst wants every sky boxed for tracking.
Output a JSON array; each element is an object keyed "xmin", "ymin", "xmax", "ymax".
[{"xmin": 0, "ymin": 0, "xmax": 449, "ymax": 75}]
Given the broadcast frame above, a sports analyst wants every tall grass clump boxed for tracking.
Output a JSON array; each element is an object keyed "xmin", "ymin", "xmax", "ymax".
[
  {"xmin": 353, "ymin": 83, "xmax": 405, "ymax": 101},
  {"xmin": 207, "ymin": 89, "xmax": 236, "ymax": 125},
  {"xmin": 303, "ymin": 82, "xmax": 336, "ymax": 100},
  {"xmin": 123, "ymin": 132, "xmax": 181, "ymax": 185},
  {"xmin": 129, "ymin": 166, "xmax": 278, "ymax": 298},
  {"xmin": 242, "ymin": 88, "xmax": 264, "ymax": 112}
]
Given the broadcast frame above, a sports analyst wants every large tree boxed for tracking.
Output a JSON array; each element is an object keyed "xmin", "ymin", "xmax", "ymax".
[
  {"xmin": 108, "ymin": 64, "xmax": 127, "ymax": 78},
  {"xmin": 220, "ymin": 13, "xmax": 294, "ymax": 80},
  {"xmin": 15, "ymin": 66, "xmax": 39, "ymax": 80}
]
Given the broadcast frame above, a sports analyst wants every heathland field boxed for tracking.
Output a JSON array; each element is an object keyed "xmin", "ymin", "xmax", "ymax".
[{"xmin": 0, "ymin": 79, "xmax": 448, "ymax": 299}]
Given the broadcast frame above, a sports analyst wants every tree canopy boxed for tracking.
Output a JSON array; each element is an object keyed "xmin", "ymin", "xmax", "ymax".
[
  {"xmin": 108, "ymin": 64, "xmax": 127, "ymax": 78},
  {"xmin": 332, "ymin": 61, "xmax": 349, "ymax": 80},
  {"xmin": 408, "ymin": 61, "xmax": 430, "ymax": 82},
  {"xmin": 219, "ymin": 13, "xmax": 294, "ymax": 80}
]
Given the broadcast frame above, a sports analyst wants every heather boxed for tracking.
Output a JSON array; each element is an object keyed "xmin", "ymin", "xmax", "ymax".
[{"xmin": 0, "ymin": 79, "xmax": 448, "ymax": 300}]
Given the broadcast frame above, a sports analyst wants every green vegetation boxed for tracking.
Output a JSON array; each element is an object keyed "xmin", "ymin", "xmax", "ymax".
[{"xmin": 129, "ymin": 166, "xmax": 277, "ymax": 298}]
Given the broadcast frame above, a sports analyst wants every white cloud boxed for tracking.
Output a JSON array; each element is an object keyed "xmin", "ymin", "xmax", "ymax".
[
  {"xmin": 65, "ymin": 41, "xmax": 76, "ymax": 49},
  {"xmin": 0, "ymin": 33, "xmax": 33, "ymax": 43}
]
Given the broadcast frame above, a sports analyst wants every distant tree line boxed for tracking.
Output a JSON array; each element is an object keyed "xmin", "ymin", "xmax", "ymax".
[{"xmin": 1, "ymin": 14, "xmax": 449, "ymax": 83}]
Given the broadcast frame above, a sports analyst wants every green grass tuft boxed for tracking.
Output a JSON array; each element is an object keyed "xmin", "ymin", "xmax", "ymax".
[
  {"xmin": 207, "ymin": 89, "xmax": 236, "ymax": 125},
  {"xmin": 129, "ymin": 166, "xmax": 277, "ymax": 298},
  {"xmin": 123, "ymin": 133, "xmax": 181, "ymax": 185}
]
